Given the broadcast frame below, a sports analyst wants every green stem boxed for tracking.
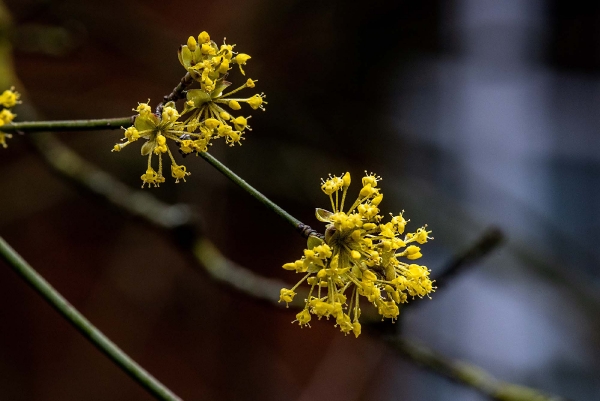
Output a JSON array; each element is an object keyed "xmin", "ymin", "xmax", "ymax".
[
  {"xmin": 0, "ymin": 117, "xmax": 133, "ymax": 133},
  {"xmin": 0, "ymin": 237, "xmax": 182, "ymax": 401},
  {"xmin": 198, "ymin": 151, "xmax": 302, "ymax": 229}
]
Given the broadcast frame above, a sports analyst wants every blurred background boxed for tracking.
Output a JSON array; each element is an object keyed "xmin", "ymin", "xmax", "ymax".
[{"xmin": 1, "ymin": 0, "xmax": 599, "ymax": 400}]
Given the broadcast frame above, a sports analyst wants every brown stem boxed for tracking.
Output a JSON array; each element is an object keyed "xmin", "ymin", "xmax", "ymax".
[{"xmin": 155, "ymin": 72, "xmax": 194, "ymax": 115}]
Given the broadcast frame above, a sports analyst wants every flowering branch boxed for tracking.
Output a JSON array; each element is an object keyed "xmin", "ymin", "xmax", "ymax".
[
  {"xmin": 27, "ymin": 132, "xmax": 565, "ymax": 401},
  {"xmin": 0, "ymin": 236, "xmax": 181, "ymax": 401}
]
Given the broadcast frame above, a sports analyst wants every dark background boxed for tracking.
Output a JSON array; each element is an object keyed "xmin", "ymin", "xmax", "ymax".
[{"xmin": 1, "ymin": 0, "xmax": 599, "ymax": 400}]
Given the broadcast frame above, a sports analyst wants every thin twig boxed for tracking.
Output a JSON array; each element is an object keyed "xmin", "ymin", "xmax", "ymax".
[
  {"xmin": 198, "ymin": 151, "xmax": 321, "ymax": 238},
  {"xmin": 0, "ymin": 237, "xmax": 182, "ymax": 401},
  {"xmin": 1, "ymin": 117, "xmax": 133, "ymax": 133}
]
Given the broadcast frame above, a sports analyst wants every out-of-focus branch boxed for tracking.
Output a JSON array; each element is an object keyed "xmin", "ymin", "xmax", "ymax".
[
  {"xmin": 193, "ymin": 238, "xmax": 301, "ymax": 305},
  {"xmin": 433, "ymin": 227, "xmax": 504, "ymax": 291},
  {"xmin": 29, "ymin": 132, "xmax": 567, "ymax": 401},
  {"xmin": 30, "ymin": 133, "xmax": 197, "ymax": 231},
  {"xmin": 386, "ymin": 337, "xmax": 567, "ymax": 401},
  {"xmin": 0, "ymin": 237, "xmax": 182, "ymax": 401}
]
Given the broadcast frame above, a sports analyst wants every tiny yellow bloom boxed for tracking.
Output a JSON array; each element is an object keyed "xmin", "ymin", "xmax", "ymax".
[
  {"xmin": 0, "ymin": 88, "xmax": 20, "ymax": 108},
  {"xmin": 201, "ymin": 43, "xmax": 216, "ymax": 55},
  {"xmin": 247, "ymin": 94, "xmax": 266, "ymax": 110},
  {"xmin": 171, "ymin": 164, "xmax": 190, "ymax": 183},
  {"xmin": 204, "ymin": 118, "xmax": 220, "ymax": 129},
  {"xmin": 187, "ymin": 36, "xmax": 197, "ymax": 51},
  {"xmin": 198, "ymin": 31, "xmax": 210, "ymax": 44},
  {"xmin": 295, "ymin": 309, "xmax": 311, "ymax": 327},
  {"xmin": 0, "ymin": 87, "xmax": 20, "ymax": 149},
  {"xmin": 232, "ymin": 116, "xmax": 248, "ymax": 131},
  {"xmin": 0, "ymin": 132, "xmax": 12, "ymax": 149},
  {"xmin": 228, "ymin": 100, "xmax": 241, "ymax": 110},
  {"xmin": 225, "ymin": 131, "xmax": 244, "ymax": 146},
  {"xmin": 279, "ymin": 288, "xmax": 296, "ymax": 306},
  {"xmin": 124, "ymin": 126, "xmax": 140, "ymax": 142},
  {"xmin": 234, "ymin": 53, "xmax": 251, "ymax": 75},
  {"xmin": 141, "ymin": 167, "xmax": 160, "ymax": 188},
  {"xmin": 0, "ymin": 109, "xmax": 16, "ymax": 124}
]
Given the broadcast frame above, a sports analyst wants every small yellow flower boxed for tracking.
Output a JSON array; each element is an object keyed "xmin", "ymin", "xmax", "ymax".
[
  {"xmin": 281, "ymin": 172, "xmax": 435, "ymax": 337},
  {"xmin": 0, "ymin": 87, "xmax": 20, "ymax": 108},
  {"xmin": 228, "ymin": 100, "xmax": 241, "ymax": 110},
  {"xmin": 198, "ymin": 31, "xmax": 210, "ymax": 44},
  {"xmin": 0, "ymin": 87, "xmax": 20, "ymax": 149},
  {"xmin": 141, "ymin": 167, "xmax": 161, "ymax": 188},
  {"xmin": 234, "ymin": 53, "xmax": 251, "ymax": 75},
  {"xmin": 247, "ymin": 94, "xmax": 266, "ymax": 111},
  {"xmin": 295, "ymin": 309, "xmax": 312, "ymax": 327},
  {"xmin": 171, "ymin": 164, "xmax": 190, "ymax": 183},
  {"xmin": 279, "ymin": 288, "xmax": 297, "ymax": 306},
  {"xmin": 0, "ymin": 109, "xmax": 16, "ymax": 124},
  {"xmin": 187, "ymin": 36, "xmax": 197, "ymax": 51},
  {"xmin": 0, "ymin": 132, "xmax": 12, "ymax": 149}
]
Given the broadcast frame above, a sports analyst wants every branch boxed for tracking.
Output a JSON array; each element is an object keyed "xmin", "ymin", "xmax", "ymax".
[
  {"xmin": 1, "ymin": 117, "xmax": 133, "ymax": 133},
  {"xmin": 156, "ymin": 72, "xmax": 194, "ymax": 115},
  {"xmin": 0, "ymin": 237, "xmax": 182, "ymax": 401},
  {"xmin": 386, "ymin": 337, "xmax": 568, "ymax": 401},
  {"xmin": 433, "ymin": 227, "xmax": 504, "ymax": 291},
  {"xmin": 28, "ymin": 132, "xmax": 568, "ymax": 401}
]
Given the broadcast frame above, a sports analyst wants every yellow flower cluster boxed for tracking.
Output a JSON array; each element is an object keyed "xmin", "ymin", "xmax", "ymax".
[
  {"xmin": 280, "ymin": 172, "xmax": 435, "ymax": 337},
  {"xmin": 112, "ymin": 102, "xmax": 192, "ymax": 187},
  {"xmin": 113, "ymin": 31, "xmax": 266, "ymax": 187},
  {"xmin": 0, "ymin": 88, "xmax": 20, "ymax": 148}
]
